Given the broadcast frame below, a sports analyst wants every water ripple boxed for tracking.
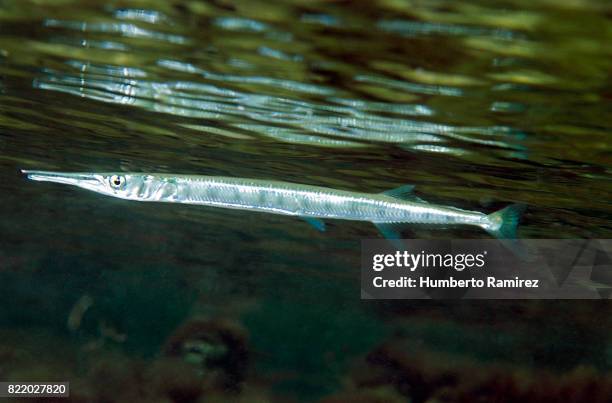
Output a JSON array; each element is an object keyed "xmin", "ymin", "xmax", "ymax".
[
  {"xmin": 354, "ymin": 75, "xmax": 464, "ymax": 97},
  {"xmin": 112, "ymin": 8, "xmax": 168, "ymax": 24},
  {"xmin": 157, "ymin": 59, "xmax": 334, "ymax": 96},
  {"xmin": 214, "ymin": 17, "xmax": 270, "ymax": 33},
  {"xmin": 377, "ymin": 19, "xmax": 519, "ymax": 39},
  {"xmin": 44, "ymin": 19, "xmax": 187, "ymax": 44}
]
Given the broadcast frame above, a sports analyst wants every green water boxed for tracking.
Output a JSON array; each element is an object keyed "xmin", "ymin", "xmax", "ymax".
[{"xmin": 0, "ymin": 0, "xmax": 611, "ymax": 401}]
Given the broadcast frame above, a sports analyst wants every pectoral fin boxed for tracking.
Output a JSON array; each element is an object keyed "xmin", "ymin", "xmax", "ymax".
[{"xmin": 301, "ymin": 217, "xmax": 326, "ymax": 232}]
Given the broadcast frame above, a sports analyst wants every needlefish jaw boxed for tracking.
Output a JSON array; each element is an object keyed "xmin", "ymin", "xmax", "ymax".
[{"xmin": 22, "ymin": 170, "xmax": 107, "ymax": 191}]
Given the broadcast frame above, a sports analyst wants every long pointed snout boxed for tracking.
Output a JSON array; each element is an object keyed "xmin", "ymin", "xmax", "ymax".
[{"xmin": 21, "ymin": 170, "xmax": 99, "ymax": 187}]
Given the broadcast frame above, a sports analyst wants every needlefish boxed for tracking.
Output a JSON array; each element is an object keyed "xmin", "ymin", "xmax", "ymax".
[{"xmin": 21, "ymin": 170, "xmax": 524, "ymax": 239}]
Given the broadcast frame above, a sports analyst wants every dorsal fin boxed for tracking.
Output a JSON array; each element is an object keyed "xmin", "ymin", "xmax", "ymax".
[
  {"xmin": 381, "ymin": 184, "xmax": 426, "ymax": 203},
  {"xmin": 382, "ymin": 184, "xmax": 415, "ymax": 199}
]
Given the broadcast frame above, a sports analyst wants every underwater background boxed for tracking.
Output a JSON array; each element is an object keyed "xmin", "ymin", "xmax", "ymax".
[{"xmin": 1, "ymin": 0, "xmax": 612, "ymax": 401}]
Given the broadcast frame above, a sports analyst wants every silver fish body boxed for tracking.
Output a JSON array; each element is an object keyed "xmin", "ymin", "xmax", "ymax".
[{"xmin": 21, "ymin": 170, "xmax": 524, "ymax": 238}]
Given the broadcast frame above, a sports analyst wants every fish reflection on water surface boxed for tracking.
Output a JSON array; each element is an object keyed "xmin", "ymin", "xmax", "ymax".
[{"xmin": 33, "ymin": 60, "xmax": 527, "ymax": 156}]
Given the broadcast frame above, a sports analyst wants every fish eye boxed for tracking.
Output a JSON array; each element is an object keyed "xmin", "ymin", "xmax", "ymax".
[{"xmin": 109, "ymin": 175, "xmax": 126, "ymax": 189}]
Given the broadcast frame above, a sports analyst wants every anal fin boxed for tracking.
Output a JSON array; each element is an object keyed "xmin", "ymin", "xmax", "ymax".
[
  {"xmin": 374, "ymin": 223, "xmax": 402, "ymax": 239},
  {"xmin": 374, "ymin": 223, "xmax": 410, "ymax": 250}
]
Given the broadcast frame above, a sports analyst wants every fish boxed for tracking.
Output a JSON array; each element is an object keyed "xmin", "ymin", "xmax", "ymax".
[{"xmin": 21, "ymin": 170, "xmax": 525, "ymax": 239}]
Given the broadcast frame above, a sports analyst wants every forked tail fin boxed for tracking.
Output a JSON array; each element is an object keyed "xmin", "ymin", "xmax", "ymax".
[{"xmin": 485, "ymin": 204, "xmax": 526, "ymax": 239}]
